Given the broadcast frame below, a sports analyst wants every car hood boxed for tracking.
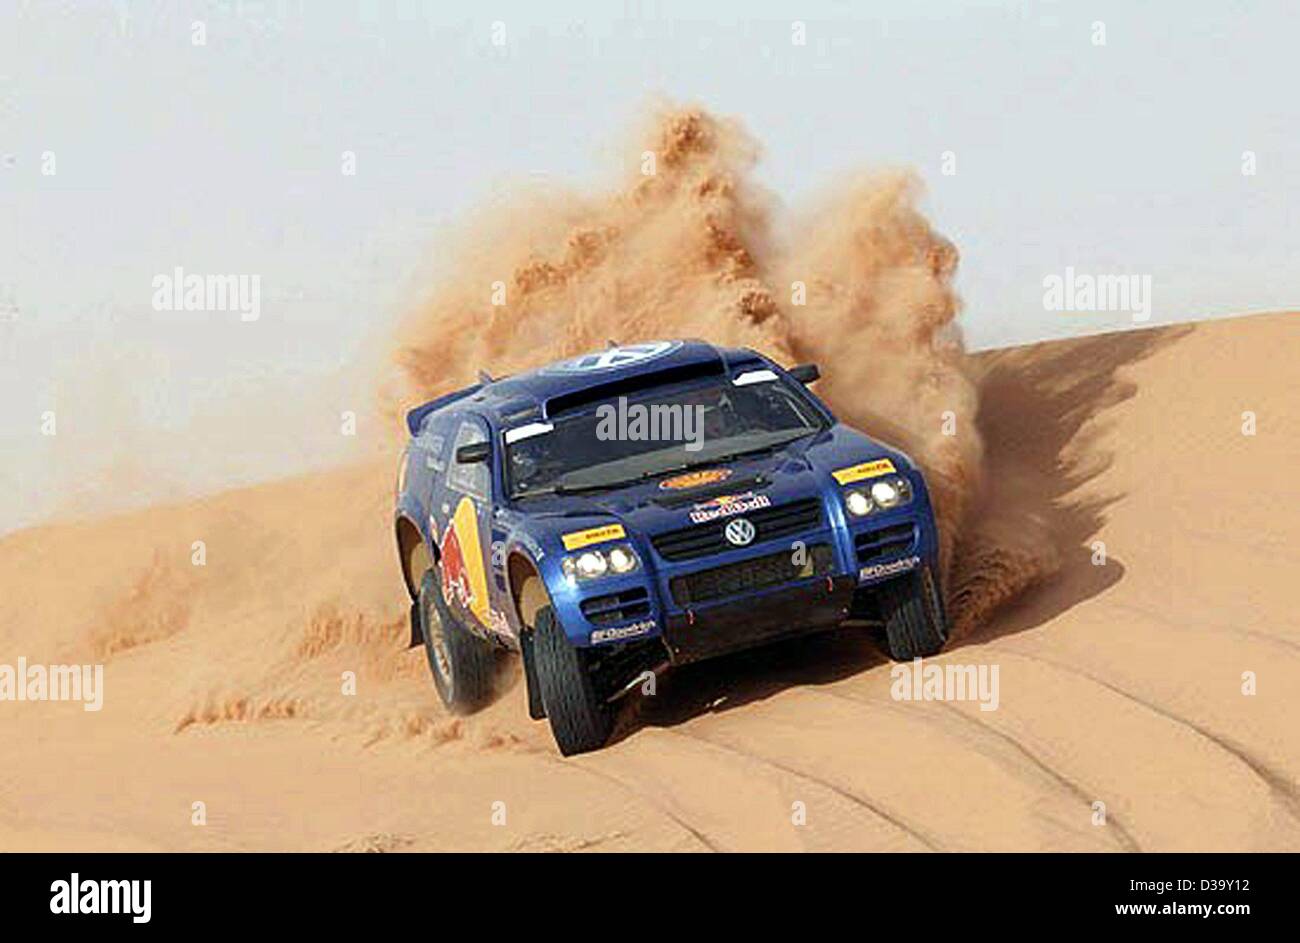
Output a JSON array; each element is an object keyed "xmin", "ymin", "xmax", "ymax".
[{"xmin": 511, "ymin": 424, "xmax": 912, "ymax": 539}]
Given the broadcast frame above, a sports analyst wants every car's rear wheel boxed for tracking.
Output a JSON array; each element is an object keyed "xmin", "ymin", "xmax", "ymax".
[
  {"xmin": 533, "ymin": 605, "xmax": 613, "ymax": 756},
  {"xmin": 877, "ymin": 566, "xmax": 949, "ymax": 660},
  {"xmin": 418, "ymin": 566, "xmax": 495, "ymax": 713}
]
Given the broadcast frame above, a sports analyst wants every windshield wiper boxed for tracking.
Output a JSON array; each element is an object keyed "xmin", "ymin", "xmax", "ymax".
[
  {"xmin": 706, "ymin": 442, "xmax": 796, "ymax": 465},
  {"xmin": 637, "ymin": 461, "xmax": 697, "ymax": 481},
  {"xmin": 514, "ymin": 480, "xmax": 634, "ymax": 499},
  {"xmin": 625, "ymin": 434, "xmax": 810, "ymax": 484},
  {"xmin": 657, "ymin": 431, "xmax": 813, "ymax": 472}
]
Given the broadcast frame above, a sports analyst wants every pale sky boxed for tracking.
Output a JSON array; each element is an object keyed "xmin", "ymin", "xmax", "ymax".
[{"xmin": 1, "ymin": 1, "xmax": 1296, "ymax": 533}]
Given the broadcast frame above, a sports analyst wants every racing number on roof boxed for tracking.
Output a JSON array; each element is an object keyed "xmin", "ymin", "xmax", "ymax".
[{"xmin": 550, "ymin": 341, "xmax": 679, "ymax": 373}]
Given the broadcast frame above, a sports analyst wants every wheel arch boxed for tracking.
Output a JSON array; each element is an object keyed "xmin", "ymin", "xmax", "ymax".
[
  {"xmin": 506, "ymin": 549, "xmax": 550, "ymax": 634},
  {"xmin": 396, "ymin": 514, "xmax": 437, "ymax": 601}
]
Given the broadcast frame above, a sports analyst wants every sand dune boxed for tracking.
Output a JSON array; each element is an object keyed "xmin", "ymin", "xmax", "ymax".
[{"xmin": 0, "ymin": 311, "xmax": 1296, "ymax": 851}]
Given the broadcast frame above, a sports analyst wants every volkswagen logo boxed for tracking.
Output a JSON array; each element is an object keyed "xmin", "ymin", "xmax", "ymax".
[
  {"xmin": 544, "ymin": 341, "xmax": 680, "ymax": 374},
  {"xmin": 723, "ymin": 517, "xmax": 756, "ymax": 547}
]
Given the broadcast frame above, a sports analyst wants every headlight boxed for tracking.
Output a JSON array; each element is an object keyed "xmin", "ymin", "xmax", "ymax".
[
  {"xmin": 607, "ymin": 545, "xmax": 637, "ymax": 574},
  {"xmin": 575, "ymin": 550, "xmax": 608, "ymax": 578},
  {"xmin": 562, "ymin": 542, "xmax": 640, "ymax": 582},
  {"xmin": 845, "ymin": 489, "xmax": 873, "ymax": 516},
  {"xmin": 870, "ymin": 479, "xmax": 901, "ymax": 508},
  {"xmin": 844, "ymin": 477, "xmax": 912, "ymax": 516}
]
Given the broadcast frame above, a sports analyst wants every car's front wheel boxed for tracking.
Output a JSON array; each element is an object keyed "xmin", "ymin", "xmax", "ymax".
[
  {"xmin": 877, "ymin": 566, "xmax": 949, "ymax": 660},
  {"xmin": 533, "ymin": 606, "xmax": 614, "ymax": 756},
  {"xmin": 418, "ymin": 566, "xmax": 496, "ymax": 713}
]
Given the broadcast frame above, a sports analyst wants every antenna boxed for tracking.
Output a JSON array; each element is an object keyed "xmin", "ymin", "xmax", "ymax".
[
  {"xmin": 478, "ymin": 370, "xmax": 494, "ymax": 384},
  {"xmin": 605, "ymin": 339, "xmax": 619, "ymax": 349}
]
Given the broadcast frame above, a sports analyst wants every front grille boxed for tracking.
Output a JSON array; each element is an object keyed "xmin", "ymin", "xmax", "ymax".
[
  {"xmin": 855, "ymin": 522, "xmax": 916, "ymax": 564},
  {"xmin": 669, "ymin": 544, "xmax": 834, "ymax": 606},
  {"xmin": 580, "ymin": 587, "xmax": 651, "ymax": 626},
  {"xmin": 651, "ymin": 497, "xmax": 823, "ymax": 562}
]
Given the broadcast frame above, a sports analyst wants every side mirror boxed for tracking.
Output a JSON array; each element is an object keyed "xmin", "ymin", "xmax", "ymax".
[
  {"xmin": 788, "ymin": 363, "xmax": 820, "ymax": 385},
  {"xmin": 455, "ymin": 441, "xmax": 491, "ymax": 464}
]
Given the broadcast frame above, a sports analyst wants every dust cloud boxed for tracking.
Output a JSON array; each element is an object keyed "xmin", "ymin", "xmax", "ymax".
[{"xmin": 392, "ymin": 106, "xmax": 1056, "ymax": 628}]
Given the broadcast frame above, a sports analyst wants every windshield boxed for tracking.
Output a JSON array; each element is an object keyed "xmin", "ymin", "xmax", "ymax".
[{"xmin": 506, "ymin": 376, "xmax": 825, "ymax": 498}]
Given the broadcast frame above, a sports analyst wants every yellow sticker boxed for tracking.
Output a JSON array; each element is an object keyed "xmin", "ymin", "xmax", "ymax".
[
  {"xmin": 562, "ymin": 523, "xmax": 627, "ymax": 551},
  {"xmin": 832, "ymin": 458, "xmax": 897, "ymax": 485}
]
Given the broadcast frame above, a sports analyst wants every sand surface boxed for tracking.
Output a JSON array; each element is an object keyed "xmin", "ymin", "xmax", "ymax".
[{"xmin": 0, "ymin": 311, "xmax": 1296, "ymax": 852}]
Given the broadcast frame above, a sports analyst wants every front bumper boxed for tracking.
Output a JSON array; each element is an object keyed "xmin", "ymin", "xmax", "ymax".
[
  {"xmin": 550, "ymin": 496, "xmax": 938, "ymax": 650},
  {"xmin": 661, "ymin": 573, "xmax": 857, "ymax": 664}
]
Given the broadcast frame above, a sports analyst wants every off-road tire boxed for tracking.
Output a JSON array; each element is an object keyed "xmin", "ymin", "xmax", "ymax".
[
  {"xmin": 533, "ymin": 606, "xmax": 613, "ymax": 756},
  {"xmin": 878, "ymin": 567, "xmax": 949, "ymax": 661},
  {"xmin": 418, "ymin": 566, "xmax": 495, "ymax": 713}
]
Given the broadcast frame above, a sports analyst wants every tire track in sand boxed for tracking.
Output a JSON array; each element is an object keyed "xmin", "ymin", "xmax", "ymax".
[
  {"xmin": 1001, "ymin": 645, "xmax": 1300, "ymax": 824},
  {"xmin": 657, "ymin": 727, "xmax": 938, "ymax": 850},
  {"xmin": 668, "ymin": 684, "xmax": 1115, "ymax": 851},
  {"xmin": 810, "ymin": 686, "xmax": 1140, "ymax": 851},
  {"xmin": 543, "ymin": 755, "xmax": 722, "ymax": 852}
]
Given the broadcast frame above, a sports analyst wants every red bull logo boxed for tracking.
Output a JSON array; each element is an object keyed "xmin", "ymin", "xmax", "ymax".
[
  {"xmin": 438, "ymin": 496, "xmax": 490, "ymax": 624},
  {"xmin": 440, "ymin": 519, "xmax": 472, "ymax": 610},
  {"xmin": 688, "ymin": 490, "xmax": 772, "ymax": 524}
]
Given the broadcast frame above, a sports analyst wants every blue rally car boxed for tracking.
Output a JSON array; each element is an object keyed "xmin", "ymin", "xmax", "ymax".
[{"xmin": 394, "ymin": 341, "xmax": 948, "ymax": 754}]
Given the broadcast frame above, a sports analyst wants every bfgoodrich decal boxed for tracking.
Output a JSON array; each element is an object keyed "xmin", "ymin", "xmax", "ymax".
[
  {"xmin": 859, "ymin": 555, "xmax": 920, "ymax": 581},
  {"xmin": 590, "ymin": 619, "xmax": 656, "ymax": 644}
]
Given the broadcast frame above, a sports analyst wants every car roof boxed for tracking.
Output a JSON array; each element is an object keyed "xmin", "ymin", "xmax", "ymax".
[{"xmin": 420, "ymin": 340, "xmax": 771, "ymax": 431}]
